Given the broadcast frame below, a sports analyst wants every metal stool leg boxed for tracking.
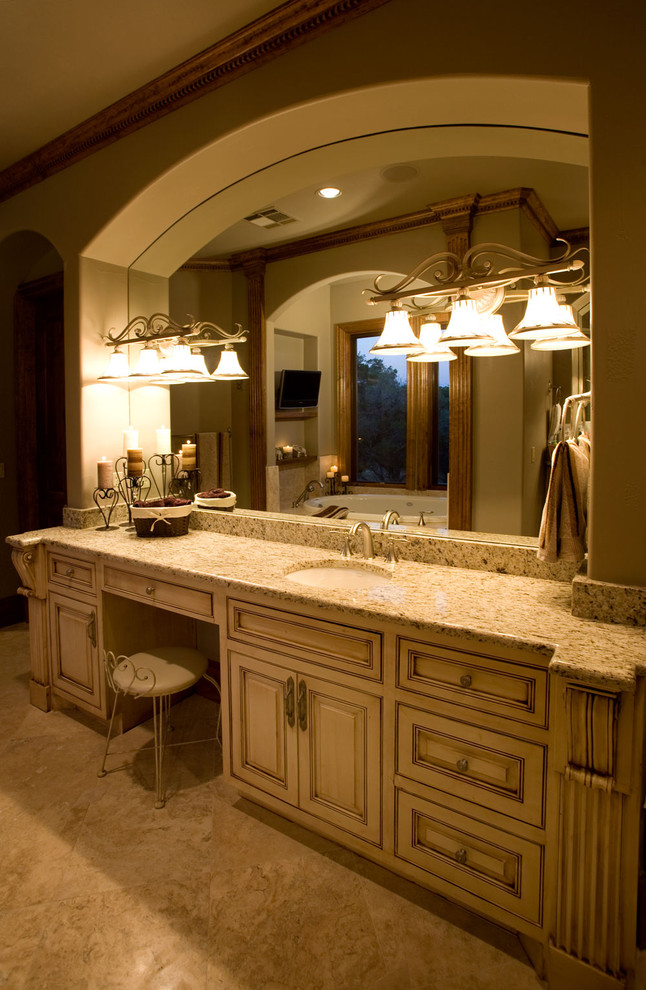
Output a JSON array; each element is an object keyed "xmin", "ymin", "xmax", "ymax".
[
  {"xmin": 97, "ymin": 688, "xmax": 121, "ymax": 778},
  {"xmin": 152, "ymin": 694, "xmax": 167, "ymax": 809},
  {"xmin": 202, "ymin": 672, "xmax": 222, "ymax": 744}
]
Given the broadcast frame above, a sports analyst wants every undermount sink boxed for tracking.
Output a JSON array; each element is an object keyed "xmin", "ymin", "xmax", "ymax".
[{"xmin": 286, "ymin": 563, "xmax": 392, "ymax": 590}]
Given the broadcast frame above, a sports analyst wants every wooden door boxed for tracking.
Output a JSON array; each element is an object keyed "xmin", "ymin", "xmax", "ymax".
[
  {"xmin": 228, "ymin": 650, "xmax": 298, "ymax": 805},
  {"xmin": 14, "ymin": 273, "xmax": 66, "ymax": 531},
  {"xmin": 297, "ymin": 672, "xmax": 382, "ymax": 845},
  {"xmin": 48, "ymin": 591, "xmax": 103, "ymax": 713}
]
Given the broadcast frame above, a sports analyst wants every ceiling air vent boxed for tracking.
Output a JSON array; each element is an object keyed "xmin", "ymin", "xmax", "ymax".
[{"xmin": 244, "ymin": 208, "xmax": 297, "ymax": 229}]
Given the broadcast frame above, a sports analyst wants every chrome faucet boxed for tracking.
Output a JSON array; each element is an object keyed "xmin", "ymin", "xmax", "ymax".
[
  {"xmin": 380, "ymin": 509, "xmax": 401, "ymax": 530},
  {"xmin": 292, "ymin": 478, "xmax": 325, "ymax": 508},
  {"xmin": 343, "ymin": 520, "xmax": 374, "ymax": 560}
]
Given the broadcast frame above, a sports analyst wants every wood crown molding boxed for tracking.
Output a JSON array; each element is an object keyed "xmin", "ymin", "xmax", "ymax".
[
  {"xmin": 0, "ymin": 0, "xmax": 393, "ymax": 204},
  {"xmin": 185, "ymin": 187, "xmax": 583, "ymax": 272}
]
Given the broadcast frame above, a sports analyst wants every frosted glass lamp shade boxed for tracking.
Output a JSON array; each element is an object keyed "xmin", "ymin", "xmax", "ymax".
[
  {"xmin": 99, "ymin": 346, "xmax": 130, "ymax": 380},
  {"xmin": 465, "ymin": 315, "xmax": 520, "ymax": 357},
  {"xmin": 370, "ymin": 308, "xmax": 423, "ymax": 355},
  {"xmin": 132, "ymin": 342, "xmax": 161, "ymax": 376},
  {"xmin": 190, "ymin": 348, "xmax": 211, "ymax": 379},
  {"xmin": 510, "ymin": 286, "xmax": 580, "ymax": 340},
  {"xmin": 407, "ymin": 320, "xmax": 457, "ymax": 362},
  {"xmin": 212, "ymin": 344, "xmax": 248, "ymax": 380},
  {"xmin": 440, "ymin": 297, "xmax": 493, "ymax": 346},
  {"xmin": 529, "ymin": 304, "xmax": 589, "ymax": 350}
]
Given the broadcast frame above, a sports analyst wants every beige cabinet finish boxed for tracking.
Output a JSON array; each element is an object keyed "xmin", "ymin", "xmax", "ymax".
[
  {"xmin": 103, "ymin": 564, "xmax": 214, "ymax": 619},
  {"xmin": 396, "ymin": 702, "xmax": 547, "ymax": 828},
  {"xmin": 48, "ymin": 590, "xmax": 103, "ymax": 714},
  {"xmin": 395, "ymin": 786, "xmax": 543, "ymax": 926},
  {"xmin": 229, "ymin": 648, "xmax": 382, "ymax": 846}
]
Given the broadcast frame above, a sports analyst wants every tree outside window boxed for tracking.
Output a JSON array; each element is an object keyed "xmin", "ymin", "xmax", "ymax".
[{"xmin": 336, "ymin": 321, "xmax": 449, "ymax": 490}]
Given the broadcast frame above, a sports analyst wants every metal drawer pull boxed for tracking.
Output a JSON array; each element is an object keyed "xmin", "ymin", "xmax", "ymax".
[
  {"xmin": 285, "ymin": 676, "xmax": 295, "ymax": 728},
  {"xmin": 145, "ymin": 586, "xmax": 155, "ymax": 595},
  {"xmin": 456, "ymin": 758, "xmax": 469, "ymax": 773},
  {"xmin": 459, "ymin": 673, "xmax": 472, "ymax": 688},
  {"xmin": 455, "ymin": 848, "xmax": 468, "ymax": 865},
  {"xmin": 297, "ymin": 679, "xmax": 307, "ymax": 731},
  {"xmin": 65, "ymin": 568, "xmax": 74, "ymax": 577}
]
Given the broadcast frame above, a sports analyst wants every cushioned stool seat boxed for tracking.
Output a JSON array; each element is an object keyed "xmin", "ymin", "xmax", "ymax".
[
  {"xmin": 111, "ymin": 647, "xmax": 208, "ymax": 696},
  {"xmin": 98, "ymin": 646, "xmax": 212, "ymax": 808}
]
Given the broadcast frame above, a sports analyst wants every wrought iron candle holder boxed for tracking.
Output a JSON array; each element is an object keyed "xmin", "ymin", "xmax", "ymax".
[
  {"xmin": 148, "ymin": 453, "xmax": 180, "ymax": 499},
  {"xmin": 93, "ymin": 487, "xmax": 120, "ymax": 530},
  {"xmin": 169, "ymin": 468, "xmax": 200, "ymax": 500},
  {"xmin": 115, "ymin": 457, "xmax": 152, "ymax": 524}
]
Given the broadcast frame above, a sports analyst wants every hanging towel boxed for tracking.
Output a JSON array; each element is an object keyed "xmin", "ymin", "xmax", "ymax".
[{"xmin": 537, "ymin": 439, "xmax": 590, "ymax": 562}]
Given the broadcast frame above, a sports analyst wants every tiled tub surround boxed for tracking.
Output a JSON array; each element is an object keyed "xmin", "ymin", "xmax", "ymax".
[{"xmin": 8, "ymin": 524, "xmax": 646, "ymax": 990}]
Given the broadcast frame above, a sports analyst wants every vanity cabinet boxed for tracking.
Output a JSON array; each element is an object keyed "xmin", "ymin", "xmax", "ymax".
[
  {"xmin": 393, "ymin": 634, "xmax": 550, "ymax": 931},
  {"xmin": 226, "ymin": 597, "xmax": 383, "ymax": 847},
  {"xmin": 229, "ymin": 649, "xmax": 382, "ymax": 844},
  {"xmin": 47, "ymin": 550, "xmax": 104, "ymax": 716}
]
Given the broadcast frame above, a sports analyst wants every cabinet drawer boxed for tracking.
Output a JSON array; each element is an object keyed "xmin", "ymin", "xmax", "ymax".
[
  {"xmin": 397, "ymin": 637, "xmax": 549, "ymax": 728},
  {"xmin": 227, "ymin": 599, "xmax": 382, "ymax": 681},
  {"xmin": 396, "ymin": 788, "xmax": 543, "ymax": 926},
  {"xmin": 397, "ymin": 704, "xmax": 546, "ymax": 827},
  {"xmin": 48, "ymin": 552, "xmax": 96, "ymax": 596},
  {"xmin": 103, "ymin": 565, "xmax": 213, "ymax": 619}
]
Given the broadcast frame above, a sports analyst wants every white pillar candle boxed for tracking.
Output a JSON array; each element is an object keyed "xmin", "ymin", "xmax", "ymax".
[
  {"xmin": 155, "ymin": 425, "xmax": 171, "ymax": 454},
  {"xmin": 330, "ymin": 464, "xmax": 338, "ymax": 473},
  {"xmin": 123, "ymin": 426, "xmax": 138, "ymax": 454},
  {"xmin": 326, "ymin": 470, "xmax": 335, "ymax": 479},
  {"xmin": 341, "ymin": 475, "xmax": 349, "ymax": 483},
  {"xmin": 97, "ymin": 457, "xmax": 113, "ymax": 488}
]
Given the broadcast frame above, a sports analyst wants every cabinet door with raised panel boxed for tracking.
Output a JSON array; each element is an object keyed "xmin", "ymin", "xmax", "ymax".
[
  {"xmin": 298, "ymin": 673, "xmax": 382, "ymax": 846},
  {"xmin": 228, "ymin": 650, "xmax": 299, "ymax": 806},
  {"xmin": 48, "ymin": 591, "xmax": 103, "ymax": 713}
]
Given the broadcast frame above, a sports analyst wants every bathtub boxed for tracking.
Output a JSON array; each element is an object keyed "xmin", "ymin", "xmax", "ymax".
[{"xmin": 303, "ymin": 492, "xmax": 447, "ymax": 525}]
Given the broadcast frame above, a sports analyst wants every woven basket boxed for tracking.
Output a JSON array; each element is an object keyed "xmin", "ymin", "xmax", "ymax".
[{"xmin": 131, "ymin": 504, "xmax": 192, "ymax": 538}]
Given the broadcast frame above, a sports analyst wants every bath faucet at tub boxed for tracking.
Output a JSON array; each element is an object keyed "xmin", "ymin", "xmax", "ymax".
[
  {"xmin": 342, "ymin": 521, "xmax": 374, "ymax": 560},
  {"xmin": 292, "ymin": 479, "xmax": 325, "ymax": 508},
  {"xmin": 380, "ymin": 509, "xmax": 401, "ymax": 531}
]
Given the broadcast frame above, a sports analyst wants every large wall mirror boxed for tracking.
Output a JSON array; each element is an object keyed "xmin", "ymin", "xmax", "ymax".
[{"xmin": 126, "ymin": 126, "xmax": 589, "ymax": 543}]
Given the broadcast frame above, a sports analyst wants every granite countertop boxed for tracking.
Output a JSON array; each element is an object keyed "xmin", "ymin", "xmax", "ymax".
[{"xmin": 8, "ymin": 525, "xmax": 645, "ymax": 692}]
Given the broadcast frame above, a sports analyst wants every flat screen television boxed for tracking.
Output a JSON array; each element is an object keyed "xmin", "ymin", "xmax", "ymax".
[{"xmin": 276, "ymin": 369, "xmax": 322, "ymax": 410}]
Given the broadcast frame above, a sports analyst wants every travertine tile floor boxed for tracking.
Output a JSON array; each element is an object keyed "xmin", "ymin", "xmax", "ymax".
[{"xmin": 0, "ymin": 623, "xmax": 545, "ymax": 989}]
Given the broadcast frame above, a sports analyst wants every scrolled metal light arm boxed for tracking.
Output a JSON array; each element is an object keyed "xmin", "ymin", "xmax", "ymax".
[
  {"xmin": 104, "ymin": 313, "xmax": 247, "ymax": 348},
  {"xmin": 366, "ymin": 239, "xmax": 589, "ymax": 307}
]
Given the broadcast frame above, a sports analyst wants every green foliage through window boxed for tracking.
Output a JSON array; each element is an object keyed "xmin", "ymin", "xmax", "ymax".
[{"xmin": 355, "ymin": 349, "xmax": 407, "ymax": 483}]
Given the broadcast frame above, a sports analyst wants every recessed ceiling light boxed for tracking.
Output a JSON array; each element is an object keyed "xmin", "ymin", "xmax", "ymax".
[{"xmin": 317, "ymin": 186, "xmax": 341, "ymax": 199}]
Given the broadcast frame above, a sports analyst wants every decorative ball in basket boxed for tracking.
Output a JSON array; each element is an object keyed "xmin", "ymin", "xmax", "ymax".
[{"xmin": 131, "ymin": 497, "xmax": 193, "ymax": 537}]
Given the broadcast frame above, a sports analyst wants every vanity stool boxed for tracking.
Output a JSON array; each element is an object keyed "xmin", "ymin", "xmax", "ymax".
[{"xmin": 98, "ymin": 646, "xmax": 219, "ymax": 809}]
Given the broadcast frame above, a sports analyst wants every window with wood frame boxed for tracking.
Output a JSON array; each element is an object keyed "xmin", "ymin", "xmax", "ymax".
[{"xmin": 335, "ymin": 318, "xmax": 449, "ymax": 491}]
